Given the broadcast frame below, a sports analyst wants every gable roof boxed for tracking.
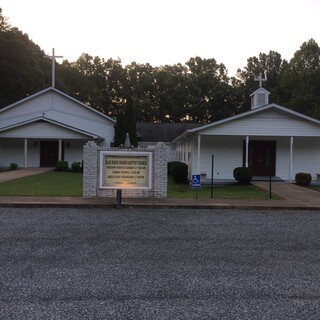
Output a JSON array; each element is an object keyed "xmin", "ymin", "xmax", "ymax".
[
  {"xmin": 172, "ymin": 103, "xmax": 320, "ymax": 142},
  {"xmin": 0, "ymin": 116, "xmax": 102, "ymax": 139},
  {"xmin": 137, "ymin": 122, "xmax": 202, "ymax": 142},
  {"xmin": 250, "ymin": 87, "xmax": 270, "ymax": 97},
  {"xmin": 0, "ymin": 87, "xmax": 115, "ymax": 124}
]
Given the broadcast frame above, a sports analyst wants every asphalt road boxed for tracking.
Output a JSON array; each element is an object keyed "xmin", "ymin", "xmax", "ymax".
[{"xmin": 1, "ymin": 208, "xmax": 320, "ymax": 319}]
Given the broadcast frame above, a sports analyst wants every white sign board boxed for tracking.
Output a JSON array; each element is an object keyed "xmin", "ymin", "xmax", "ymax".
[{"xmin": 100, "ymin": 151, "xmax": 152, "ymax": 189}]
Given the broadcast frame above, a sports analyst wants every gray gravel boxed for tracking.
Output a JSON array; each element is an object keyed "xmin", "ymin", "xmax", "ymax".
[{"xmin": 1, "ymin": 207, "xmax": 320, "ymax": 319}]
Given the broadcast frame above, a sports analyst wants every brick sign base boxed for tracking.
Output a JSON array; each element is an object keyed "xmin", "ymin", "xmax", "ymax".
[{"xmin": 83, "ymin": 141, "xmax": 168, "ymax": 198}]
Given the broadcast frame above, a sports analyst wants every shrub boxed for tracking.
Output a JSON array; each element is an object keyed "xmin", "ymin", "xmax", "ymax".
[
  {"xmin": 71, "ymin": 161, "xmax": 82, "ymax": 172},
  {"xmin": 56, "ymin": 160, "xmax": 69, "ymax": 171},
  {"xmin": 10, "ymin": 163, "xmax": 18, "ymax": 170},
  {"xmin": 295, "ymin": 172, "xmax": 312, "ymax": 186},
  {"xmin": 233, "ymin": 167, "xmax": 253, "ymax": 184},
  {"xmin": 172, "ymin": 162, "xmax": 188, "ymax": 184},
  {"xmin": 168, "ymin": 161, "xmax": 183, "ymax": 176}
]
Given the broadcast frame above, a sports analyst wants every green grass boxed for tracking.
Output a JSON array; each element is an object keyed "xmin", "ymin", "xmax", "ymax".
[
  {"xmin": 0, "ymin": 171, "xmax": 83, "ymax": 197},
  {"xmin": 0, "ymin": 171, "xmax": 279, "ymax": 199},
  {"xmin": 306, "ymin": 186, "xmax": 320, "ymax": 192},
  {"xmin": 167, "ymin": 176, "xmax": 280, "ymax": 199}
]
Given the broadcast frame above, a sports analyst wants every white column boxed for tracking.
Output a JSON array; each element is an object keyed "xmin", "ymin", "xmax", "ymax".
[
  {"xmin": 245, "ymin": 136, "xmax": 249, "ymax": 167},
  {"xmin": 289, "ymin": 136, "xmax": 293, "ymax": 182},
  {"xmin": 24, "ymin": 138, "xmax": 28, "ymax": 168},
  {"xmin": 58, "ymin": 139, "xmax": 62, "ymax": 161},
  {"xmin": 197, "ymin": 134, "xmax": 201, "ymax": 174}
]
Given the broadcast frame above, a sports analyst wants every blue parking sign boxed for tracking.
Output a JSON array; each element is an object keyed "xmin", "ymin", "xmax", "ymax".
[{"xmin": 192, "ymin": 174, "xmax": 201, "ymax": 188}]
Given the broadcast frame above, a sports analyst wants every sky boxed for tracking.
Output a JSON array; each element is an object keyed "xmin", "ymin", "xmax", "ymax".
[{"xmin": 1, "ymin": 0, "xmax": 320, "ymax": 76}]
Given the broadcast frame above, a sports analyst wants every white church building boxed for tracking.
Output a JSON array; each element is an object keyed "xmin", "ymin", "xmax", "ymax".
[
  {"xmin": 0, "ymin": 87, "xmax": 115, "ymax": 168},
  {"xmin": 173, "ymin": 77, "xmax": 320, "ymax": 182},
  {"xmin": 1, "ymin": 67, "xmax": 320, "ymax": 183}
]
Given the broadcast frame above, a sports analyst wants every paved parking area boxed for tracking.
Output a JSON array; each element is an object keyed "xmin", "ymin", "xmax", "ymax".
[{"xmin": 1, "ymin": 208, "xmax": 320, "ymax": 319}]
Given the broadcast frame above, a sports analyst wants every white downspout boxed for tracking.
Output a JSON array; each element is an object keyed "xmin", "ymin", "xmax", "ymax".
[
  {"xmin": 245, "ymin": 136, "xmax": 249, "ymax": 167},
  {"xmin": 24, "ymin": 138, "xmax": 28, "ymax": 168}
]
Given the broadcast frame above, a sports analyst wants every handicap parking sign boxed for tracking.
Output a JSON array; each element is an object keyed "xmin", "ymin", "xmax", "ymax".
[{"xmin": 191, "ymin": 174, "xmax": 201, "ymax": 188}]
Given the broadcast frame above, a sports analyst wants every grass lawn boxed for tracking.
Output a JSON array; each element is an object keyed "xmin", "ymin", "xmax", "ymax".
[
  {"xmin": 0, "ymin": 171, "xmax": 279, "ymax": 199},
  {"xmin": 307, "ymin": 186, "xmax": 320, "ymax": 192},
  {"xmin": 167, "ymin": 177, "xmax": 280, "ymax": 199},
  {"xmin": 0, "ymin": 171, "xmax": 83, "ymax": 197}
]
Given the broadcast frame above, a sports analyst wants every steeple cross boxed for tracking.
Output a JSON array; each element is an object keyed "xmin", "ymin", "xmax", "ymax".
[
  {"xmin": 254, "ymin": 72, "xmax": 267, "ymax": 87},
  {"xmin": 46, "ymin": 48, "xmax": 63, "ymax": 88}
]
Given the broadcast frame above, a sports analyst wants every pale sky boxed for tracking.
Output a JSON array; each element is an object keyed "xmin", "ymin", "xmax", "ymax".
[{"xmin": 1, "ymin": 0, "xmax": 320, "ymax": 76}]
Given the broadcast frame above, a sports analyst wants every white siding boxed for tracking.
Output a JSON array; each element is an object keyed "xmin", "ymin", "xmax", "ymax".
[
  {"xmin": 0, "ymin": 90, "xmax": 115, "ymax": 146},
  {"xmin": 192, "ymin": 136, "xmax": 243, "ymax": 180},
  {"xmin": 200, "ymin": 109, "xmax": 320, "ymax": 137},
  {"xmin": 0, "ymin": 138, "xmax": 89, "ymax": 168},
  {"xmin": 0, "ymin": 139, "xmax": 25, "ymax": 167},
  {"xmin": 269, "ymin": 137, "xmax": 320, "ymax": 180},
  {"xmin": 275, "ymin": 138, "xmax": 291, "ymax": 180},
  {"xmin": 64, "ymin": 140, "xmax": 86, "ymax": 164},
  {"xmin": 188, "ymin": 135, "xmax": 320, "ymax": 181},
  {"xmin": 0, "ymin": 122, "xmax": 93, "ymax": 139},
  {"xmin": 0, "ymin": 89, "xmax": 116, "ymax": 168},
  {"xmin": 291, "ymin": 137, "xmax": 320, "ymax": 180}
]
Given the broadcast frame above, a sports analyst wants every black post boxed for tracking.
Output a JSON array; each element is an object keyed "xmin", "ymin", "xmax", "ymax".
[
  {"xmin": 211, "ymin": 154, "xmax": 214, "ymax": 199},
  {"xmin": 268, "ymin": 151, "xmax": 272, "ymax": 199},
  {"xmin": 116, "ymin": 189, "xmax": 122, "ymax": 209},
  {"xmin": 269, "ymin": 171, "xmax": 272, "ymax": 199}
]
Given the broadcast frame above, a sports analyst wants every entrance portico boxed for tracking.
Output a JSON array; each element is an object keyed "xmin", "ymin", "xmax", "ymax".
[
  {"xmin": 0, "ymin": 87, "xmax": 115, "ymax": 169},
  {"xmin": 174, "ymin": 105, "xmax": 320, "ymax": 182}
]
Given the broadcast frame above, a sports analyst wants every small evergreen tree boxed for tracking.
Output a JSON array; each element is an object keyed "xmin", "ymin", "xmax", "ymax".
[
  {"xmin": 123, "ymin": 96, "xmax": 138, "ymax": 147},
  {"xmin": 114, "ymin": 111, "xmax": 126, "ymax": 146}
]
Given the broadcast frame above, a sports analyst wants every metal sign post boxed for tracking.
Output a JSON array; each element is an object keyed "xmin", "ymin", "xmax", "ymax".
[{"xmin": 192, "ymin": 174, "xmax": 201, "ymax": 199}]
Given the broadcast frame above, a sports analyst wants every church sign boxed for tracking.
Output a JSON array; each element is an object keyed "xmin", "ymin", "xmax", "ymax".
[{"xmin": 99, "ymin": 151, "xmax": 152, "ymax": 189}]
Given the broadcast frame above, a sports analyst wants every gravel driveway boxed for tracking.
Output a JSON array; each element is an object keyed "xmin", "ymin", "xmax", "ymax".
[{"xmin": 1, "ymin": 208, "xmax": 320, "ymax": 319}]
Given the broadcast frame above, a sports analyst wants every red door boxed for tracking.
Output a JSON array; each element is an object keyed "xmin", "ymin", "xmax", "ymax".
[
  {"xmin": 244, "ymin": 141, "xmax": 276, "ymax": 176},
  {"xmin": 40, "ymin": 141, "xmax": 59, "ymax": 167}
]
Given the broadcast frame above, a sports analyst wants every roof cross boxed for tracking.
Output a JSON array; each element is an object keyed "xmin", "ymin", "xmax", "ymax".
[
  {"xmin": 254, "ymin": 72, "xmax": 267, "ymax": 88},
  {"xmin": 46, "ymin": 48, "xmax": 63, "ymax": 88}
]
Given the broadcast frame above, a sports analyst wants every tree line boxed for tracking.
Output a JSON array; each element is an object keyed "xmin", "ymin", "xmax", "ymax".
[{"xmin": 1, "ymin": 8, "xmax": 320, "ymax": 123}]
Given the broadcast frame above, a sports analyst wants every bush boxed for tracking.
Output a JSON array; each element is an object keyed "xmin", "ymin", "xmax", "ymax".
[
  {"xmin": 168, "ymin": 161, "xmax": 183, "ymax": 176},
  {"xmin": 233, "ymin": 167, "xmax": 253, "ymax": 184},
  {"xmin": 10, "ymin": 163, "xmax": 18, "ymax": 170},
  {"xmin": 71, "ymin": 161, "xmax": 82, "ymax": 172},
  {"xmin": 56, "ymin": 160, "xmax": 69, "ymax": 171},
  {"xmin": 172, "ymin": 162, "xmax": 188, "ymax": 184},
  {"xmin": 295, "ymin": 172, "xmax": 312, "ymax": 186}
]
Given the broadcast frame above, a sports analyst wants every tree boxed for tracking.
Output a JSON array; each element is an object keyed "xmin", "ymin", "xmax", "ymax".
[
  {"xmin": 0, "ymin": 8, "xmax": 10, "ymax": 31},
  {"xmin": 123, "ymin": 96, "xmax": 138, "ymax": 147},
  {"xmin": 114, "ymin": 111, "xmax": 125, "ymax": 146},
  {"xmin": 235, "ymin": 51, "xmax": 286, "ymax": 112},
  {"xmin": 279, "ymin": 39, "xmax": 320, "ymax": 117},
  {"xmin": 126, "ymin": 62, "xmax": 157, "ymax": 121},
  {"xmin": 113, "ymin": 95, "xmax": 138, "ymax": 147},
  {"xmin": 185, "ymin": 57, "xmax": 235, "ymax": 122},
  {"xmin": 0, "ymin": 18, "xmax": 49, "ymax": 107}
]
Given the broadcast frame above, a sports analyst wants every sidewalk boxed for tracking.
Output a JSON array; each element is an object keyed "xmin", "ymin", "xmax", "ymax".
[
  {"xmin": 0, "ymin": 167, "xmax": 53, "ymax": 183},
  {"xmin": 0, "ymin": 169, "xmax": 319, "ymax": 209}
]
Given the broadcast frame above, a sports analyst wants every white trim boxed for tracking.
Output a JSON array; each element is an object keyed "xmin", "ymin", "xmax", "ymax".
[
  {"xmin": 99, "ymin": 151, "xmax": 153, "ymax": 190},
  {"xmin": 24, "ymin": 138, "xmax": 28, "ymax": 168},
  {"xmin": 0, "ymin": 87, "xmax": 116, "ymax": 124},
  {"xmin": 172, "ymin": 104, "xmax": 320, "ymax": 143},
  {"xmin": 245, "ymin": 136, "xmax": 249, "ymax": 167},
  {"xmin": 0, "ymin": 116, "xmax": 102, "ymax": 140}
]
